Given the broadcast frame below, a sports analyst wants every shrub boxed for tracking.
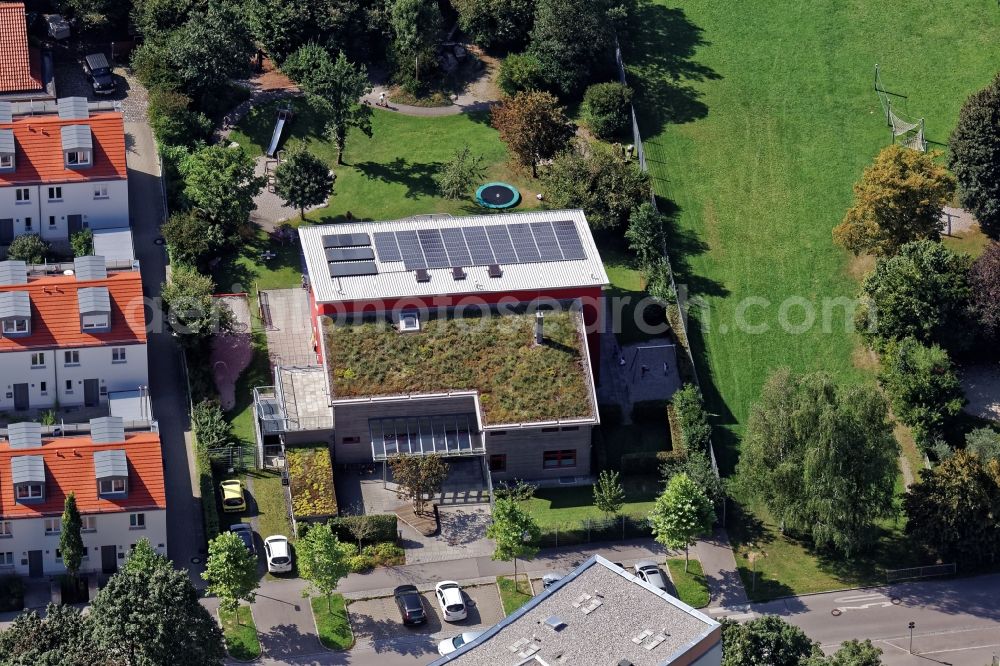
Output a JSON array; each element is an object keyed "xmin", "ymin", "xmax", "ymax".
[
  {"xmin": 0, "ymin": 575, "xmax": 24, "ymax": 612},
  {"xmin": 620, "ymin": 451, "xmax": 676, "ymax": 475},
  {"xmin": 327, "ymin": 514, "xmax": 398, "ymax": 544},
  {"xmin": 362, "ymin": 542, "xmax": 405, "ymax": 567},
  {"xmin": 148, "ymin": 88, "xmax": 212, "ymax": 147},
  {"xmin": 70, "ymin": 229, "xmax": 94, "ymax": 258},
  {"xmin": 347, "ymin": 554, "xmax": 375, "ymax": 573},
  {"xmin": 498, "ymin": 53, "xmax": 545, "ymax": 96},
  {"xmin": 631, "ymin": 400, "xmax": 668, "ymax": 423},
  {"xmin": 287, "ymin": 447, "xmax": 337, "ymax": 519},
  {"xmin": 672, "ymin": 384, "xmax": 712, "ymax": 454},
  {"xmin": 191, "ymin": 401, "xmax": 231, "ymax": 449},
  {"xmin": 583, "ymin": 82, "xmax": 632, "ymax": 139},
  {"xmin": 195, "ymin": 440, "xmax": 219, "ymax": 541},
  {"xmin": 7, "ymin": 234, "xmax": 49, "ymax": 264}
]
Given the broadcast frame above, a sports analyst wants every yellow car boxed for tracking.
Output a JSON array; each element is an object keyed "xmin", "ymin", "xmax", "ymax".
[{"xmin": 220, "ymin": 479, "xmax": 246, "ymax": 513}]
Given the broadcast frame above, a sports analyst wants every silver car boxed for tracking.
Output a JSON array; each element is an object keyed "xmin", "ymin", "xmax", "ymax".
[
  {"xmin": 634, "ymin": 560, "xmax": 669, "ymax": 592},
  {"xmin": 437, "ymin": 631, "xmax": 485, "ymax": 656}
]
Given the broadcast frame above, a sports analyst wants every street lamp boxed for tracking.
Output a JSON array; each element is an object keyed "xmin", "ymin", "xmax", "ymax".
[{"xmin": 908, "ymin": 621, "xmax": 915, "ymax": 654}]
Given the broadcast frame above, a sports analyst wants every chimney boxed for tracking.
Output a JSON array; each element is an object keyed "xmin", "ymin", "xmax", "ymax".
[{"xmin": 535, "ymin": 311, "xmax": 544, "ymax": 345}]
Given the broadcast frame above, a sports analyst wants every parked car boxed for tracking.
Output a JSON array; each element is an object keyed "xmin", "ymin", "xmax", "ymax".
[
  {"xmin": 43, "ymin": 14, "xmax": 70, "ymax": 40},
  {"xmin": 229, "ymin": 523, "xmax": 256, "ymax": 556},
  {"xmin": 394, "ymin": 585, "xmax": 426, "ymax": 625},
  {"xmin": 264, "ymin": 535, "xmax": 292, "ymax": 573},
  {"xmin": 83, "ymin": 53, "xmax": 115, "ymax": 95},
  {"xmin": 220, "ymin": 479, "xmax": 246, "ymax": 512},
  {"xmin": 435, "ymin": 581, "xmax": 467, "ymax": 621},
  {"xmin": 634, "ymin": 560, "xmax": 669, "ymax": 592},
  {"xmin": 437, "ymin": 630, "xmax": 485, "ymax": 656},
  {"xmin": 541, "ymin": 573, "xmax": 564, "ymax": 589}
]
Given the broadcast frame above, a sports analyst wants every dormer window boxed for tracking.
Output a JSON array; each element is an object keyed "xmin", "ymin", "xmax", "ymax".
[
  {"xmin": 0, "ymin": 154, "xmax": 12, "ymax": 170},
  {"xmin": 82, "ymin": 314, "xmax": 109, "ymax": 330},
  {"xmin": 77, "ymin": 286, "xmax": 111, "ymax": 333},
  {"xmin": 16, "ymin": 484, "xmax": 43, "ymax": 500},
  {"xmin": 94, "ymin": 448, "xmax": 128, "ymax": 498},
  {"xmin": 0, "ymin": 291, "xmax": 31, "ymax": 337},
  {"xmin": 60, "ymin": 125, "xmax": 93, "ymax": 170},
  {"xmin": 2, "ymin": 318, "xmax": 28, "ymax": 334},
  {"xmin": 99, "ymin": 478, "xmax": 126, "ymax": 495},
  {"xmin": 0, "ymin": 128, "xmax": 13, "ymax": 172},
  {"xmin": 66, "ymin": 150, "xmax": 90, "ymax": 166},
  {"xmin": 11, "ymin": 454, "xmax": 45, "ymax": 503}
]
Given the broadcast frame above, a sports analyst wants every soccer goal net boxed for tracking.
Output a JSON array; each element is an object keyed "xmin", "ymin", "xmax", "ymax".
[{"xmin": 874, "ymin": 64, "xmax": 927, "ymax": 152}]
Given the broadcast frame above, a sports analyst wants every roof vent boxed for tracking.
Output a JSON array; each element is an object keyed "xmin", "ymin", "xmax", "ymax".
[
  {"xmin": 544, "ymin": 616, "xmax": 566, "ymax": 631},
  {"xmin": 90, "ymin": 416, "xmax": 125, "ymax": 444},
  {"xmin": 415, "ymin": 268, "xmax": 431, "ymax": 283},
  {"xmin": 57, "ymin": 97, "xmax": 90, "ymax": 120},
  {"xmin": 74, "ymin": 256, "xmax": 107, "ymax": 281},
  {"xmin": 0, "ymin": 260, "xmax": 28, "ymax": 286},
  {"xmin": 451, "ymin": 266, "xmax": 466, "ymax": 280},
  {"xmin": 488, "ymin": 264, "xmax": 503, "ymax": 278}
]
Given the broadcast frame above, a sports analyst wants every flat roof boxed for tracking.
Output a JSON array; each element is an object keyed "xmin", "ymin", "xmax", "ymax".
[
  {"xmin": 300, "ymin": 210, "xmax": 609, "ymax": 305},
  {"xmin": 433, "ymin": 555, "xmax": 721, "ymax": 666}
]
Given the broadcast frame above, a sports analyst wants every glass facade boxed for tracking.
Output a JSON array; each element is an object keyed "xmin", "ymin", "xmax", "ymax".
[{"xmin": 369, "ymin": 413, "xmax": 483, "ymax": 459}]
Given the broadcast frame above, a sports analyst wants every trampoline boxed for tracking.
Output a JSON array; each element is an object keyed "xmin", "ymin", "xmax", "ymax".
[{"xmin": 476, "ymin": 182, "xmax": 521, "ymax": 209}]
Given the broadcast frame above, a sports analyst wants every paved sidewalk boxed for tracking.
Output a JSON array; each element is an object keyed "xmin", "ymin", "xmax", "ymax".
[{"xmin": 695, "ymin": 528, "xmax": 749, "ymax": 607}]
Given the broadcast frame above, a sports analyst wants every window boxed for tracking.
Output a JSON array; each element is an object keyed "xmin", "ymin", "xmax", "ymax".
[
  {"xmin": 561, "ymin": 426, "xmax": 580, "ymax": 432},
  {"xmin": 39, "ymin": 381, "xmax": 47, "ymax": 395},
  {"xmin": 44, "ymin": 517, "xmax": 60, "ymax": 534},
  {"xmin": 82, "ymin": 314, "xmax": 109, "ymax": 330},
  {"xmin": 47, "ymin": 186, "xmax": 63, "ymax": 201},
  {"xmin": 543, "ymin": 450, "xmax": 577, "ymax": 469},
  {"xmin": 15, "ymin": 188, "xmax": 29, "ymax": 202},
  {"xmin": 17, "ymin": 484, "xmax": 43, "ymax": 500},
  {"xmin": 93, "ymin": 184, "xmax": 108, "ymax": 199},
  {"xmin": 48, "ymin": 216, "xmax": 56, "ymax": 228},
  {"xmin": 24, "ymin": 217, "xmax": 32, "ymax": 231},
  {"xmin": 82, "ymin": 516, "xmax": 97, "ymax": 532},
  {"xmin": 64, "ymin": 350, "xmax": 80, "ymax": 365},
  {"xmin": 0, "ymin": 522, "xmax": 11, "ymax": 537},
  {"xmin": 129, "ymin": 513, "xmax": 145, "ymax": 529},
  {"xmin": 66, "ymin": 151, "xmax": 90, "ymax": 166},
  {"xmin": 0, "ymin": 154, "xmax": 12, "ymax": 168},
  {"xmin": 112, "ymin": 347, "xmax": 126, "ymax": 363},
  {"xmin": 342, "ymin": 436, "xmax": 361, "ymax": 444},
  {"xmin": 489, "ymin": 454, "xmax": 507, "ymax": 472},
  {"xmin": 541, "ymin": 427, "xmax": 560, "ymax": 433},
  {"xmin": 30, "ymin": 352, "xmax": 45, "ymax": 367},
  {"xmin": 3, "ymin": 319, "xmax": 28, "ymax": 334},
  {"xmin": 99, "ymin": 478, "xmax": 126, "ymax": 495},
  {"xmin": 0, "ymin": 552, "xmax": 12, "ymax": 567},
  {"xmin": 65, "ymin": 379, "xmax": 73, "ymax": 393}
]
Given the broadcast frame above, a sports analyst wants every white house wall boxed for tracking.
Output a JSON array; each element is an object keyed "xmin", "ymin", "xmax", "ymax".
[
  {"xmin": 0, "ymin": 179, "xmax": 129, "ymax": 241},
  {"xmin": 0, "ymin": 509, "xmax": 167, "ymax": 576}
]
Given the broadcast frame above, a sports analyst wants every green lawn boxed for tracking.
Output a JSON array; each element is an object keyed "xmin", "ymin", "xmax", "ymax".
[
  {"xmin": 666, "ymin": 558, "xmax": 710, "ymax": 608},
  {"xmin": 311, "ymin": 595, "xmax": 354, "ymax": 650},
  {"xmin": 218, "ymin": 605, "xmax": 261, "ymax": 661},
  {"xmin": 497, "ymin": 575, "xmax": 533, "ymax": 615},
  {"xmin": 521, "ymin": 477, "xmax": 659, "ymax": 529},
  {"xmin": 627, "ymin": 1, "xmax": 1000, "ymax": 472},
  {"xmin": 244, "ymin": 470, "xmax": 293, "ymax": 541}
]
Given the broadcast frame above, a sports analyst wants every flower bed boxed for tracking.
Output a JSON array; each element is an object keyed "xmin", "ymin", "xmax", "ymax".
[{"xmin": 287, "ymin": 446, "xmax": 337, "ymax": 520}]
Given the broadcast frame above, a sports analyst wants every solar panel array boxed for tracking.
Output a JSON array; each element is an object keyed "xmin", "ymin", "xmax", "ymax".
[
  {"xmin": 372, "ymin": 221, "xmax": 586, "ymax": 270},
  {"xmin": 322, "ymin": 233, "xmax": 378, "ymax": 278}
]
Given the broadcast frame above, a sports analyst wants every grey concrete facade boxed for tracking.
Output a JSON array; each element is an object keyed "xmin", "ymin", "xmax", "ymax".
[{"xmin": 485, "ymin": 426, "xmax": 592, "ymax": 481}]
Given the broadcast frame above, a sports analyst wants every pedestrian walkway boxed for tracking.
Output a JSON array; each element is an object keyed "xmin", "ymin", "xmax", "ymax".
[{"xmin": 695, "ymin": 528, "xmax": 749, "ymax": 607}]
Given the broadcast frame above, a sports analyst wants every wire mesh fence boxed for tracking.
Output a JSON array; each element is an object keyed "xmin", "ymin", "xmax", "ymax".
[{"xmin": 537, "ymin": 514, "xmax": 653, "ymax": 549}]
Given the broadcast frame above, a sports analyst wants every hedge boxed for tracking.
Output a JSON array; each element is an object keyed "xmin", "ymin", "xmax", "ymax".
[
  {"xmin": 297, "ymin": 514, "xmax": 399, "ymax": 544},
  {"xmin": 287, "ymin": 447, "xmax": 337, "ymax": 519},
  {"xmin": 194, "ymin": 439, "xmax": 219, "ymax": 541},
  {"xmin": 672, "ymin": 384, "xmax": 712, "ymax": 454},
  {"xmin": 620, "ymin": 450, "xmax": 681, "ymax": 476}
]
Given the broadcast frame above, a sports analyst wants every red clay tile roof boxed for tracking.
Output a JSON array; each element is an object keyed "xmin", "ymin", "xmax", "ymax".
[
  {"xmin": 0, "ymin": 112, "xmax": 128, "ymax": 185},
  {"xmin": 0, "ymin": 271, "xmax": 146, "ymax": 351},
  {"xmin": 0, "ymin": 3, "xmax": 42, "ymax": 93},
  {"xmin": 0, "ymin": 432, "xmax": 166, "ymax": 518}
]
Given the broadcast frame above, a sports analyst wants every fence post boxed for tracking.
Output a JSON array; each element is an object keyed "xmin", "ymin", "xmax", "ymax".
[{"xmin": 587, "ymin": 519, "xmax": 591, "ymax": 542}]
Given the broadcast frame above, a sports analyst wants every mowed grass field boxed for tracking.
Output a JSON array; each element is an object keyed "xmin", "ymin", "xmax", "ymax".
[{"xmin": 627, "ymin": 1, "xmax": 1000, "ymax": 471}]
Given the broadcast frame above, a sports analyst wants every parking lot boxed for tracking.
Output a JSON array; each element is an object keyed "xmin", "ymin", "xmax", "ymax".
[{"xmin": 348, "ymin": 584, "xmax": 505, "ymax": 657}]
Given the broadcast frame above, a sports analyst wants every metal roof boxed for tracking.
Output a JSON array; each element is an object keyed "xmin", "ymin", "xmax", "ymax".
[
  {"xmin": 74, "ymin": 255, "xmax": 107, "ymax": 281},
  {"xmin": 0, "ymin": 290, "xmax": 30, "ymax": 319},
  {"xmin": 0, "ymin": 128, "xmax": 13, "ymax": 154},
  {"xmin": 300, "ymin": 210, "xmax": 609, "ymax": 305},
  {"xmin": 93, "ymin": 448, "xmax": 127, "ymax": 478},
  {"xmin": 77, "ymin": 286, "xmax": 110, "ymax": 314},
  {"xmin": 60, "ymin": 124, "xmax": 92, "ymax": 151},
  {"xmin": 0, "ymin": 260, "xmax": 27, "ymax": 286},
  {"xmin": 93, "ymin": 229, "xmax": 134, "ymax": 263},
  {"xmin": 11, "ymin": 455, "xmax": 45, "ymax": 484},
  {"xmin": 0, "ymin": 101, "xmax": 12, "ymax": 123},
  {"xmin": 8, "ymin": 422, "xmax": 42, "ymax": 449},
  {"xmin": 90, "ymin": 416, "xmax": 125, "ymax": 444},
  {"xmin": 57, "ymin": 96, "xmax": 89, "ymax": 120}
]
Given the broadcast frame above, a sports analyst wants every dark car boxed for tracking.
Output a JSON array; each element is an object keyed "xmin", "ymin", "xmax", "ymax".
[
  {"xmin": 393, "ymin": 585, "xmax": 426, "ymax": 625},
  {"xmin": 84, "ymin": 53, "xmax": 115, "ymax": 95},
  {"xmin": 229, "ymin": 523, "xmax": 256, "ymax": 557}
]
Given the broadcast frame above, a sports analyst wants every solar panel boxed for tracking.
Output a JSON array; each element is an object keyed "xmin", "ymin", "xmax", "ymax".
[
  {"xmin": 462, "ymin": 226, "xmax": 495, "ymax": 265},
  {"xmin": 553, "ymin": 220, "xmax": 587, "ymax": 260},
  {"xmin": 485, "ymin": 225, "xmax": 519, "ymax": 264},
  {"xmin": 329, "ymin": 262, "xmax": 378, "ymax": 277},
  {"xmin": 373, "ymin": 231, "xmax": 402, "ymax": 262},
  {"xmin": 395, "ymin": 230, "xmax": 426, "ymax": 270},
  {"xmin": 507, "ymin": 223, "xmax": 540, "ymax": 262},
  {"xmin": 325, "ymin": 247, "xmax": 375, "ymax": 262},
  {"xmin": 322, "ymin": 233, "xmax": 371, "ymax": 248},
  {"xmin": 441, "ymin": 228, "xmax": 472, "ymax": 267},
  {"xmin": 417, "ymin": 229, "xmax": 450, "ymax": 268},
  {"xmin": 530, "ymin": 221, "xmax": 563, "ymax": 261}
]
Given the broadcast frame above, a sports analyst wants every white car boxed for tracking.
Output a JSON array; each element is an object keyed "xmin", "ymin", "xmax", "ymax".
[
  {"xmin": 437, "ymin": 630, "xmax": 485, "ymax": 656},
  {"xmin": 264, "ymin": 535, "xmax": 292, "ymax": 573},
  {"xmin": 634, "ymin": 560, "xmax": 669, "ymax": 592},
  {"xmin": 434, "ymin": 581, "xmax": 467, "ymax": 621}
]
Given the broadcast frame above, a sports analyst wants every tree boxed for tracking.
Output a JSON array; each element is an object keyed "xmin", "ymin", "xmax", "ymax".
[
  {"xmin": 275, "ymin": 149, "xmax": 334, "ymax": 218},
  {"xmin": 70, "ymin": 229, "xmax": 94, "ymax": 258},
  {"xmin": 296, "ymin": 523, "xmax": 352, "ymax": 611},
  {"xmin": 59, "ymin": 493, "xmax": 85, "ymax": 581},
  {"xmin": 161, "ymin": 265, "xmax": 232, "ymax": 344},
  {"xmin": 180, "ymin": 144, "xmax": 264, "ymax": 242},
  {"xmin": 131, "ymin": 0, "xmax": 194, "ymax": 37},
  {"xmin": 584, "ymin": 82, "xmax": 633, "ymax": 140},
  {"xmin": 245, "ymin": 0, "xmax": 312, "ymax": 64},
  {"xmin": 806, "ymin": 639, "xmax": 883, "ymax": 666},
  {"xmin": 453, "ymin": 0, "xmax": 535, "ymax": 49},
  {"xmin": 721, "ymin": 616, "xmax": 820, "ymax": 666},
  {"xmin": 904, "ymin": 450, "xmax": 1000, "ymax": 567},
  {"xmin": 0, "ymin": 603, "xmax": 104, "ymax": 665},
  {"xmin": 7, "ymin": 234, "xmax": 49, "ymax": 264},
  {"xmin": 644, "ymin": 258, "xmax": 675, "ymax": 305},
  {"xmin": 202, "ymin": 532, "xmax": 260, "ymax": 622},
  {"xmin": 649, "ymin": 473, "xmax": 713, "ymax": 571},
  {"xmin": 528, "ymin": 0, "xmax": 619, "ymax": 96},
  {"xmin": 949, "ymin": 73, "xmax": 1000, "ymax": 239},
  {"xmin": 660, "ymin": 450, "xmax": 725, "ymax": 511},
  {"xmin": 91, "ymin": 539, "xmax": 225, "ymax": 666},
  {"xmin": 59, "ymin": 0, "xmax": 129, "ymax": 30},
  {"xmin": 856, "ymin": 240, "xmax": 975, "ymax": 354},
  {"xmin": 148, "ymin": 88, "xmax": 212, "ymax": 147},
  {"xmin": 541, "ymin": 145, "xmax": 650, "ymax": 229},
  {"xmin": 833, "ymin": 144, "xmax": 955, "ymax": 256},
  {"xmin": 491, "ymin": 91, "xmax": 574, "ymax": 178},
  {"xmin": 166, "ymin": 2, "xmax": 255, "ymax": 105},
  {"xmin": 625, "ymin": 202, "xmax": 665, "ymax": 268},
  {"xmin": 966, "ymin": 427, "xmax": 1000, "ymax": 463},
  {"xmin": 435, "ymin": 144, "xmax": 486, "ymax": 199},
  {"xmin": 878, "ymin": 338, "xmax": 965, "ymax": 449},
  {"xmin": 162, "ymin": 209, "xmax": 217, "ymax": 267},
  {"xmin": 387, "ymin": 454, "xmax": 449, "ymax": 514},
  {"xmin": 970, "ymin": 242, "xmax": 1000, "ymax": 339},
  {"xmin": 390, "ymin": 0, "xmax": 443, "ymax": 88},
  {"xmin": 486, "ymin": 497, "xmax": 540, "ymax": 581},
  {"xmin": 283, "ymin": 46, "xmax": 373, "ymax": 165},
  {"xmin": 497, "ymin": 53, "xmax": 545, "ymax": 97},
  {"xmin": 191, "ymin": 400, "xmax": 232, "ymax": 448},
  {"xmin": 593, "ymin": 470, "xmax": 625, "ymax": 518},
  {"xmin": 342, "ymin": 513, "xmax": 378, "ymax": 549}
]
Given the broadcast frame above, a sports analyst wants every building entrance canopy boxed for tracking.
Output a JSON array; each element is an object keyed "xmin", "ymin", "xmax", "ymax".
[{"xmin": 370, "ymin": 413, "xmax": 484, "ymax": 460}]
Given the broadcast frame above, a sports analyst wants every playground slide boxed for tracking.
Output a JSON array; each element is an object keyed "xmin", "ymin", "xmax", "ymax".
[{"xmin": 266, "ymin": 110, "xmax": 290, "ymax": 158}]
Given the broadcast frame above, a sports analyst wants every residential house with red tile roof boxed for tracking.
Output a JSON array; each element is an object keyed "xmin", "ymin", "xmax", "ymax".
[
  {"xmin": 0, "ymin": 418, "xmax": 166, "ymax": 577},
  {"xmin": 0, "ymin": 97, "xmax": 128, "ymax": 249},
  {"xmin": 0, "ymin": 3, "xmax": 52, "ymax": 100},
  {"xmin": 0, "ymin": 257, "xmax": 147, "ymax": 412}
]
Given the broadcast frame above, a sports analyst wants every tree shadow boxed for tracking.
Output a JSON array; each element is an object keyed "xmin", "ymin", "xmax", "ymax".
[
  {"xmin": 353, "ymin": 158, "xmax": 442, "ymax": 200},
  {"xmin": 659, "ymin": 197, "xmax": 728, "ymax": 299}
]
